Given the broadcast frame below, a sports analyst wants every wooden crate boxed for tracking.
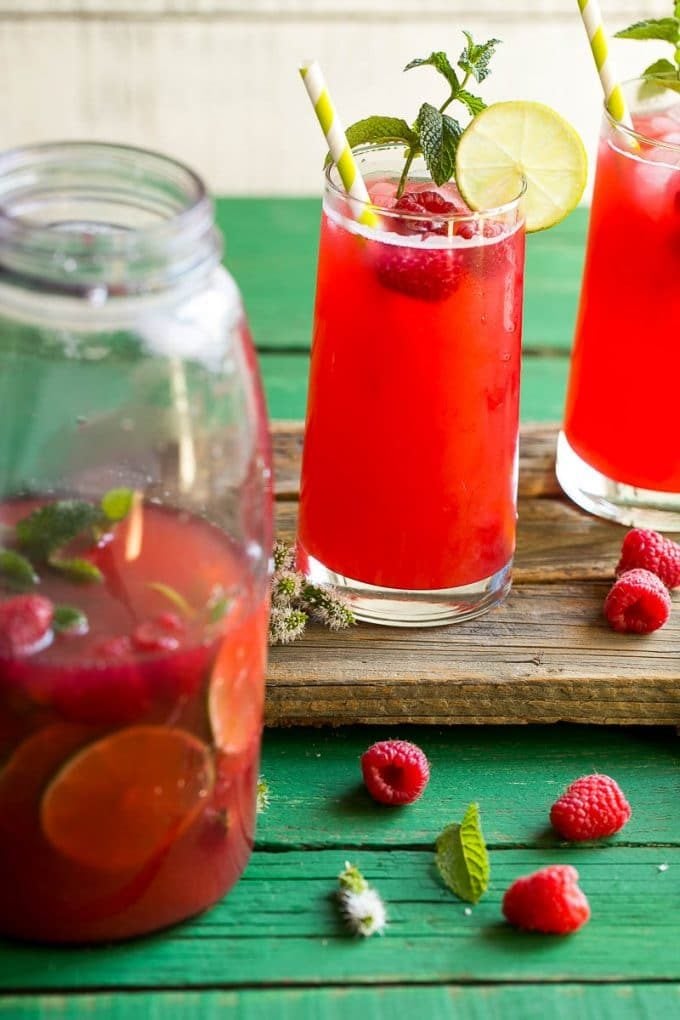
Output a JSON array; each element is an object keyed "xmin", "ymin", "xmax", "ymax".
[{"xmin": 267, "ymin": 423, "xmax": 680, "ymax": 727}]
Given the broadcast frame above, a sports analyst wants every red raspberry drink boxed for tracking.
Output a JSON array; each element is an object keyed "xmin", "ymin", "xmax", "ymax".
[
  {"xmin": 559, "ymin": 79, "xmax": 680, "ymax": 527},
  {"xmin": 297, "ymin": 146, "xmax": 525, "ymax": 625},
  {"xmin": 0, "ymin": 497, "xmax": 268, "ymax": 943}
]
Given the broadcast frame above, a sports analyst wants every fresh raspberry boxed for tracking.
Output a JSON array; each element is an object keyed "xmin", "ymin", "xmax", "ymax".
[
  {"xmin": 132, "ymin": 611, "xmax": 184, "ymax": 653},
  {"xmin": 502, "ymin": 865, "xmax": 590, "ymax": 934},
  {"xmin": 603, "ymin": 568, "xmax": 671, "ymax": 634},
  {"xmin": 550, "ymin": 774, "xmax": 631, "ymax": 841},
  {"xmin": 616, "ymin": 528, "xmax": 680, "ymax": 589},
  {"xmin": 360, "ymin": 739, "xmax": 430, "ymax": 805},
  {"xmin": 374, "ymin": 244, "xmax": 462, "ymax": 301},
  {"xmin": 394, "ymin": 190, "xmax": 460, "ymax": 235},
  {"xmin": 0, "ymin": 594, "xmax": 54, "ymax": 657}
]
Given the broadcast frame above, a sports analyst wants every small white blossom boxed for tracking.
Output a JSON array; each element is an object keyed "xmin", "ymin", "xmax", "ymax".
[{"xmin": 339, "ymin": 888, "xmax": 388, "ymax": 937}]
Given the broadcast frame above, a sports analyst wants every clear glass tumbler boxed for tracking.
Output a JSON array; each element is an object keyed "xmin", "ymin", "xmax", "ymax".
[
  {"xmin": 558, "ymin": 77, "xmax": 680, "ymax": 528},
  {"xmin": 296, "ymin": 145, "xmax": 526, "ymax": 626},
  {"xmin": 0, "ymin": 142, "xmax": 272, "ymax": 943}
]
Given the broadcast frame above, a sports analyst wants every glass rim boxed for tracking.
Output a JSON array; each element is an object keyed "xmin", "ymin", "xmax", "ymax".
[
  {"xmin": 604, "ymin": 73, "xmax": 680, "ymax": 153},
  {"xmin": 0, "ymin": 139, "xmax": 211, "ymax": 249},
  {"xmin": 323, "ymin": 142, "xmax": 527, "ymax": 222}
]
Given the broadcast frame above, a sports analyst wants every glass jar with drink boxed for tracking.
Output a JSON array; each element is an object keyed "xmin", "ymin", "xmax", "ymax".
[{"xmin": 0, "ymin": 142, "xmax": 272, "ymax": 943}]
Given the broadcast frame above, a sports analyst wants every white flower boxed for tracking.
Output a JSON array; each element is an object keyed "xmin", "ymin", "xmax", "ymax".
[{"xmin": 339, "ymin": 887, "xmax": 387, "ymax": 937}]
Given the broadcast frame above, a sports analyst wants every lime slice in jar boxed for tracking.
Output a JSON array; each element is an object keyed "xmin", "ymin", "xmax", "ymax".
[
  {"xmin": 455, "ymin": 101, "xmax": 587, "ymax": 232},
  {"xmin": 41, "ymin": 725, "xmax": 214, "ymax": 871}
]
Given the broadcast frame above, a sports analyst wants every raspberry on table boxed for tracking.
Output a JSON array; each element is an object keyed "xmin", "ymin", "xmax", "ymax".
[
  {"xmin": 550, "ymin": 774, "xmax": 631, "ymax": 841},
  {"xmin": 502, "ymin": 865, "xmax": 590, "ymax": 935},
  {"xmin": 0, "ymin": 594, "xmax": 54, "ymax": 657},
  {"xmin": 603, "ymin": 568, "xmax": 671, "ymax": 634},
  {"xmin": 360, "ymin": 739, "xmax": 430, "ymax": 805},
  {"xmin": 616, "ymin": 528, "xmax": 680, "ymax": 589}
]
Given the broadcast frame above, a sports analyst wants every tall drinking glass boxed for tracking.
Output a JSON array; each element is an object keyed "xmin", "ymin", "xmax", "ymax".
[
  {"xmin": 296, "ymin": 145, "xmax": 526, "ymax": 626},
  {"xmin": 0, "ymin": 142, "xmax": 272, "ymax": 942},
  {"xmin": 558, "ymin": 77, "xmax": 680, "ymax": 528}
]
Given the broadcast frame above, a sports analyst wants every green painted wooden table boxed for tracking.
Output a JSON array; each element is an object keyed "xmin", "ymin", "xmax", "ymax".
[{"xmin": 2, "ymin": 203, "xmax": 679, "ymax": 1019}]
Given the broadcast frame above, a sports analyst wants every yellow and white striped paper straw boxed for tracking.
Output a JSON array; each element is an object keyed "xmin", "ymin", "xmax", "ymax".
[
  {"xmin": 577, "ymin": 0, "xmax": 635, "ymax": 129},
  {"xmin": 299, "ymin": 60, "xmax": 378, "ymax": 227}
]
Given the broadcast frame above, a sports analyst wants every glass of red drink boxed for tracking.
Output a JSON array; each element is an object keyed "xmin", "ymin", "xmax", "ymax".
[
  {"xmin": 559, "ymin": 77, "xmax": 680, "ymax": 528},
  {"xmin": 0, "ymin": 143, "xmax": 272, "ymax": 942},
  {"xmin": 297, "ymin": 145, "xmax": 526, "ymax": 626}
]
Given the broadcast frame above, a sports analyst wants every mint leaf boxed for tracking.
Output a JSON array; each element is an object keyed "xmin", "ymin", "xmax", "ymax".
[
  {"xmin": 615, "ymin": 18, "xmax": 679, "ymax": 42},
  {"xmin": 457, "ymin": 89, "xmax": 486, "ymax": 117},
  {"xmin": 416, "ymin": 104, "xmax": 462, "ymax": 185},
  {"xmin": 435, "ymin": 802, "xmax": 490, "ymax": 904},
  {"xmin": 16, "ymin": 500, "xmax": 101, "ymax": 561},
  {"xmin": 405, "ymin": 51, "xmax": 460, "ymax": 93},
  {"xmin": 458, "ymin": 32, "xmax": 500, "ymax": 83},
  {"xmin": 101, "ymin": 487, "xmax": 134, "ymax": 522},
  {"xmin": 0, "ymin": 549, "xmax": 38, "ymax": 591},
  {"xmin": 53, "ymin": 604, "xmax": 89, "ymax": 635},
  {"xmin": 644, "ymin": 57, "xmax": 678, "ymax": 76},
  {"xmin": 49, "ymin": 556, "xmax": 103, "ymax": 584},
  {"xmin": 325, "ymin": 116, "xmax": 418, "ymax": 166}
]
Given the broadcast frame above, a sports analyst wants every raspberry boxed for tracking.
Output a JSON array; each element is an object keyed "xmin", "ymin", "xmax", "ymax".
[
  {"xmin": 360, "ymin": 739, "xmax": 430, "ymax": 805},
  {"xmin": 550, "ymin": 774, "xmax": 631, "ymax": 841},
  {"xmin": 603, "ymin": 568, "xmax": 671, "ymax": 634},
  {"xmin": 374, "ymin": 244, "xmax": 462, "ymax": 301},
  {"xmin": 132, "ymin": 611, "xmax": 184, "ymax": 653},
  {"xmin": 616, "ymin": 528, "xmax": 680, "ymax": 589},
  {"xmin": 0, "ymin": 594, "xmax": 54, "ymax": 657},
  {"xmin": 394, "ymin": 190, "xmax": 460, "ymax": 236},
  {"xmin": 502, "ymin": 865, "xmax": 590, "ymax": 934}
]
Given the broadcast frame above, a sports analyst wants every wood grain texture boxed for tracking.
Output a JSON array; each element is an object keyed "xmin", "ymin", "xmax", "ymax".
[
  {"xmin": 4, "ymin": 985, "xmax": 679, "ymax": 1020},
  {"xmin": 1, "ymin": 848, "xmax": 678, "ymax": 989},
  {"xmin": 267, "ymin": 424, "xmax": 680, "ymax": 727},
  {"xmin": 256, "ymin": 725, "xmax": 680, "ymax": 848}
]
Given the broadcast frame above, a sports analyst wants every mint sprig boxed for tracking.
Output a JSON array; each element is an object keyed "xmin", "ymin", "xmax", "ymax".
[
  {"xmin": 339, "ymin": 33, "xmax": 500, "ymax": 197},
  {"xmin": 435, "ymin": 802, "xmax": 490, "ymax": 904},
  {"xmin": 12, "ymin": 487, "xmax": 134, "ymax": 585},
  {"xmin": 616, "ymin": 7, "xmax": 680, "ymax": 92}
]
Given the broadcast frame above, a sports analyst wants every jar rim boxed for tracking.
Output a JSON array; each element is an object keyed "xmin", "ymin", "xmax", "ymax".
[{"xmin": 0, "ymin": 140, "xmax": 219, "ymax": 294}]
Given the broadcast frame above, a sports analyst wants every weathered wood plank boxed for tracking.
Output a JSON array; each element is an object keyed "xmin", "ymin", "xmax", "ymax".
[
  {"xmin": 265, "ymin": 582, "xmax": 680, "ymax": 726},
  {"xmin": 3, "ymin": 985, "xmax": 679, "ymax": 1020},
  {"xmin": 256, "ymin": 725, "xmax": 680, "ymax": 848},
  {"xmin": 0, "ymin": 849, "xmax": 678, "ymax": 989}
]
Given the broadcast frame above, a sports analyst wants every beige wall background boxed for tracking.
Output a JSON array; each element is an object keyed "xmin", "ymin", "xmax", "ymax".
[{"xmin": 0, "ymin": 1, "xmax": 672, "ymax": 197}]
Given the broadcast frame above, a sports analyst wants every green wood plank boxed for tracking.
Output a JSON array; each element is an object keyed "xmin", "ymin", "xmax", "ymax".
[
  {"xmin": 260, "ymin": 352, "xmax": 569, "ymax": 422},
  {"xmin": 0, "ymin": 848, "xmax": 677, "ymax": 989},
  {"xmin": 256, "ymin": 725, "xmax": 680, "ymax": 849},
  {"xmin": 216, "ymin": 198, "xmax": 587, "ymax": 354},
  {"xmin": 3, "ymin": 985, "xmax": 679, "ymax": 1020}
]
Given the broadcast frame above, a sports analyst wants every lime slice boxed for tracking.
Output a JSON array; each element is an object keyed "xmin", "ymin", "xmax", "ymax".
[
  {"xmin": 41, "ymin": 726, "xmax": 214, "ymax": 871},
  {"xmin": 455, "ymin": 101, "xmax": 587, "ymax": 232}
]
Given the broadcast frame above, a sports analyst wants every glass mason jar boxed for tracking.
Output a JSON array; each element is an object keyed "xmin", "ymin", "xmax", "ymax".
[
  {"xmin": 0, "ymin": 142, "xmax": 272, "ymax": 943},
  {"xmin": 559, "ymin": 76, "xmax": 680, "ymax": 528},
  {"xmin": 296, "ymin": 145, "xmax": 526, "ymax": 626}
]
